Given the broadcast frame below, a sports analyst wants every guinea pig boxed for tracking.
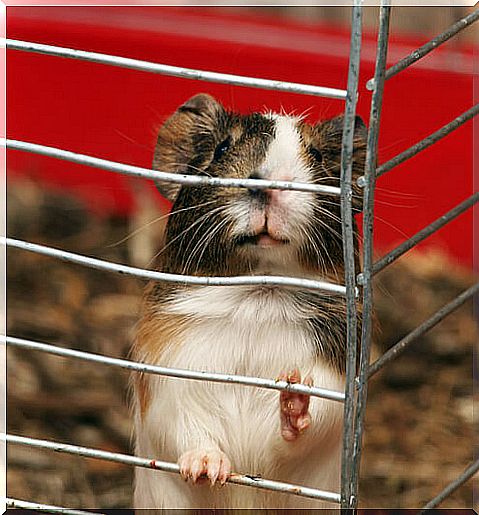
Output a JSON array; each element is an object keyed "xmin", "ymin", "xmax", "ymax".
[{"xmin": 131, "ymin": 93, "xmax": 366, "ymax": 509}]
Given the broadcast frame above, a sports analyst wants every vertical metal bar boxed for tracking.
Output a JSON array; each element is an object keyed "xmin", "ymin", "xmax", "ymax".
[
  {"xmin": 339, "ymin": 1, "xmax": 363, "ymax": 509},
  {"xmin": 348, "ymin": 2, "xmax": 391, "ymax": 506}
]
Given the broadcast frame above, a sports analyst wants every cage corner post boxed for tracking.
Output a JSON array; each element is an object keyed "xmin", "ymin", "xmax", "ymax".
[
  {"xmin": 339, "ymin": 0, "xmax": 363, "ymax": 510},
  {"xmin": 347, "ymin": 0, "xmax": 392, "ymax": 507}
]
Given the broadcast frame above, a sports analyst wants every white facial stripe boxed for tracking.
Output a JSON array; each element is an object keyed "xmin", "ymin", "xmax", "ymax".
[
  {"xmin": 260, "ymin": 116, "xmax": 310, "ymax": 182},
  {"xmin": 227, "ymin": 113, "xmax": 315, "ymax": 269}
]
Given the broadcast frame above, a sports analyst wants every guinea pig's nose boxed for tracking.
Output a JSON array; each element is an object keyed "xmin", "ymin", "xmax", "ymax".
[{"xmin": 248, "ymin": 172, "xmax": 266, "ymax": 199}]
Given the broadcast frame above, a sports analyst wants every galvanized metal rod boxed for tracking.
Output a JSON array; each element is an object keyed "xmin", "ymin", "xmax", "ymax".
[
  {"xmin": 4, "ymin": 138, "xmax": 341, "ymax": 197},
  {"xmin": 371, "ymin": 103, "xmax": 479, "ymax": 180},
  {"xmin": 339, "ymin": 0, "xmax": 362, "ymax": 508},
  {"xmin": 2, "ymin": 237, "xmax": 348, "ymax": 296},
  {"xmin": 368, "ymin": 282, "xmax": 479, "ymax": 377},
  {"xmin": 6, "ymin": 498, "xmax": 103, "ymax": 515},
  {"xmin": 366, "ymin": 9, "xmax": 479, "ymax": 90},
  {"xmin": 3, "ymin": 434, "xmax": 341, "ymax": 504},
  {"xmin": 3, "ymin": 335, "xmax": 345, "ymax": 402},
  {"xmin": 358, "ymin": 192, "xmax": 479, "ymax": 282},
  {"xmin": 5, "ymin": 38, "xmax": 347, "ymax": 100},
  {"xmin": 421, "ymin": 458, "xmax": 479, "ymax": 510},
  {"xmin": 349, "ymin": 2, "xmax": 391, "ymax": 508}
]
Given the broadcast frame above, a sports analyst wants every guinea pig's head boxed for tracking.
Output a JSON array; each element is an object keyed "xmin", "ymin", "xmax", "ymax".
[{"xmin": 153, "ymin": 93, "xmax": 366, "ymax": 277}]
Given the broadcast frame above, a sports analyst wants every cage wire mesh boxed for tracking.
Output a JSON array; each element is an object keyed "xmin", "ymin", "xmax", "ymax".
[{"xmin": 3, "ymin": 2, "xmax": 479, "ymax": 510}]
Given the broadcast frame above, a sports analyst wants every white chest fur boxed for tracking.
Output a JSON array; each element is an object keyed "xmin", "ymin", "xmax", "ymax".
[
  {"xmin": 134, "ymin": 285, "xmax": 345, "ymax": 509},
  {"xmin": 162, "ymin": 285, "xmax": 315, "ymax": 376}
]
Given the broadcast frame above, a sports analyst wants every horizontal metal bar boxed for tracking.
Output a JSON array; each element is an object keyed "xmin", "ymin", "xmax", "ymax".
[
  {"xmin": 358, "ymin": 192, "xmax": 479, "ymax": 281},
  {"xmin": 3, "ymin": 433, "xmax": 341, "ymax": 504},
  {"xmin": 421, "ymin": 458, "xmax": 479, "ymax": 510},
  {"xmin": 3, "ymin": 237, "xmax": 348, "ymax": 296},
  {"xmin": 6, "ymin": 498, "xmax": 103, "ymax": 515},
  {"xmin": 376, "ymin": 104, "xmax": 479, "ymax": 179},
  {"xmin": 3, "ymin": 335, "xmax": 345, "ymax": 402},
  {"xmin": 367, "ymin": 9, "xmax": 479, "ymax": 89},
  {"xmin": 4, "ymin": 138, "xmax": 341, "ymax": 197},
  {"xmin": 6, "ymin": 38, "xmax": 347, "ymax": 100},
  {"xmin": 368, "ymin": 281, "xmax": 479, "ymax": 377}
]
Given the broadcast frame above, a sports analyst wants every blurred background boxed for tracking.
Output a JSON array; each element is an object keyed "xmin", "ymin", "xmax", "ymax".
[{"xmin": 6, "ymin": 5, "xmax": 478, "ymax": 509}]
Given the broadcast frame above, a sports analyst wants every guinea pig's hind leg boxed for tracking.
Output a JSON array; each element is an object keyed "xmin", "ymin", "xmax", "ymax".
[
  {"xmin": 278, "ymin": 369, "xmax": 313, "ymax": 442},
  {"xmin": 179, "ymin": 448, "xmax": 231, "ymax": 486}
]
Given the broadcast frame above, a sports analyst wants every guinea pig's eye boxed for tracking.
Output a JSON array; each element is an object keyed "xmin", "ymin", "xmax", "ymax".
[
  {"xmin": 213, "ymin": 137, "xmax": 231, "ymax": 162},
  {"xmin": 309, "ymin": 146, "xmax": 323, "ymax": 164}
]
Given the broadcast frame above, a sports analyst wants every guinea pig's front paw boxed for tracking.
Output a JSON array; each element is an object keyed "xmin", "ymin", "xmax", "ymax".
[
  {"xmin": 278, "ymin": 369, "xmax": 313, "ymax": 442},
  {"xmin": 179, "ymin": 448, "xmax": 231, "ymax": 486}
]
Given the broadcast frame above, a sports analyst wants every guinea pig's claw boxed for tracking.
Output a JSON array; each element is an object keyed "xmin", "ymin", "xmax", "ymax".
[{"xmin": 178, "ymin": 449, "xmax": 231, "ymax": 486}]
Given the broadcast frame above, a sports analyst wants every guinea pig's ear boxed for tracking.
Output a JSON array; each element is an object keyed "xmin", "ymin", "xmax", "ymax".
[
  {"xmin": 153, "ymin": 94, "xmax": 225, "ymax": 202},
  {"xmin": 321, "ymin": 114, "xmax": 367, "ymax": 152},
  {"xmin": 319, "ymin": 114, "xmax": 367, "ymax": 210}
]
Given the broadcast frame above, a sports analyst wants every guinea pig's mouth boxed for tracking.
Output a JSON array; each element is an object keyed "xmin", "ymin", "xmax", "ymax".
[{"xmin": 235, "ymin": 231, "xmax": 290, "ymax": 248}]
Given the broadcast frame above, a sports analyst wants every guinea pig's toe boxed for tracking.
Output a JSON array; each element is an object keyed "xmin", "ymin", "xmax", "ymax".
[
  {"xmin": 206, "ymin": 450, "xmax": 228, "ymax": 485},
  {"xmin": 219, "ymin": 454, "xmax": 231, "ymax": 485},
  {"xmin": 178, "ymin": 451, "xmax": 194, "ymax": 481},
  {"xmin": 190, "ymin": 455, "xmax": 207, "ymax": 483},
  {"xmin": 297, "ymin": 412, "xmax": 312, "ymax": 432}
]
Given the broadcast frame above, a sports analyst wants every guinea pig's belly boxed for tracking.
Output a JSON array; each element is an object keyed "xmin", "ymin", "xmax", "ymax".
[{"xmin": 160, "ymin": 319, "xmax": 343, "ymax": 471}]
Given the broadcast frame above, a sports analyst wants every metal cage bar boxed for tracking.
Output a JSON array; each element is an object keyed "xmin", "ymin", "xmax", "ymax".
[
  {"xmin": 348, "ymin": 2, "xmax": 391, "ymax": 508},
  {"xmin": 3, "ymin": 335, "xmax": 345, "ymax": 402},
  {"xmin": 353, "ymin": 6, "xmax": 477, "ymax": 509},
  {"xmin": 366, "ymin": 8, "xmax": 479, "ymax": 90},
  {"xmin": 339, "ymin": 1, "xmax": 362, "ymax": 508},
  {"xmin": 421, "ymin": 458, "xmax": 479, "ymax": 510},
  {"xmin": 4, "ymin": 138, "xmax": 341, "ymax": 197},
  {"xmin": 368, "ymin": 281, "xmax": 479, "ymax": 378},
  {"xmin": 6, "ymin": 498, "xmax": 104, "ymax": 515},
  {"xmin": 358, "ymin": 192, "xmax": 479, "ymax": 282},
  {"xmin": 2, "ymin": 237, "xmax": 348, "ymax": 296},
  {"xmin": 374, "ymin": 103, "xmax": 479, "ymax": 180},
  {"xmin": 3, "ymin": 434, "xmax": 341, "ymax": 504},
  {"xmin": 5, "ymin": 38, "xmax": 347, "ymax": 100}
]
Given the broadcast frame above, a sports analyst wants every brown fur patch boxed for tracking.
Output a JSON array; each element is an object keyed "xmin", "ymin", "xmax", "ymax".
[
  {"xmin": 131, "ymin": 284, "xmax": 190, "ymax": 417},
  {"xmin": 153, "ymin": 94, "xmax": 229, "ymax": 202},
  {"xmin": 134, "ymin": 372, "xmax": 150, "ymax": 418}
]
